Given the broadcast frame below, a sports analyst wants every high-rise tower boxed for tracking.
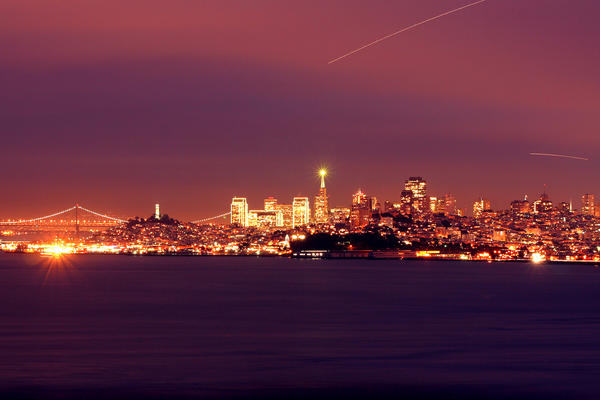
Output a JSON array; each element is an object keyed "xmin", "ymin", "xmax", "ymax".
[
  {"xmin": 404, "ymin": 177, "xmax": 427, "ymax": 214},
  {"xmin": 582, "ymin": 194, "xmax": 595, "ymax": 216},
  {"xmin": 350, "ymin": 189, "xmax": 371, "ymax": 228},
  {"xmin": 230, "ymin": 197, "xmax": 249, "ymax": 227},
  {"xmin": 264, "ymin": 196, "xmax": 278, "ymax": 211},
  {"xmin": 473, "ymin": 198, "xmax": 491, "ymax": 218},
  {"xmin": 313, "ymin": 169, "xmax": 329, "ymax": 224},
  {"xmin": 292, "ymin": 197, "xmax": 310, "ymax": 228}
]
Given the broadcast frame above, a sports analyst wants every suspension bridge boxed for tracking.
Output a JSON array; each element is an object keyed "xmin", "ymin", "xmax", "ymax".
[{"xmin": 0, "ymin": 204, "xmax": 230, "ymax": 232}]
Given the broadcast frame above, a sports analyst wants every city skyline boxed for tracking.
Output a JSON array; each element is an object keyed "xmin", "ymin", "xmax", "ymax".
[
  {"xmin": 1, "ymin": 167, "xmax": 599, "ymax": 221},
  {"xmin": 2, "ymin": 1, "xmax": 600, "ymax": 218}
]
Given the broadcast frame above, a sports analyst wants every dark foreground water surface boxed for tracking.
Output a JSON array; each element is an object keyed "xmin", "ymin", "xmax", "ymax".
[{"xmin": 1, "ymin": 254, "xmax": 600, "ymax": 399}]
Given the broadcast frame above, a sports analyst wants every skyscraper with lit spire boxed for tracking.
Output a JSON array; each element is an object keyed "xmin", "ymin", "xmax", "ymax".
[{"xmin": 313, "ymin": 169, "xmax": 329, "ymax": 224}]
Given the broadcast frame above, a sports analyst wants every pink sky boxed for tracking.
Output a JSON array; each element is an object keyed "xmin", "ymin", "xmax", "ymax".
[{"xmin": 1, "ymin": 0, "xmax": 599, "ymax": 218}]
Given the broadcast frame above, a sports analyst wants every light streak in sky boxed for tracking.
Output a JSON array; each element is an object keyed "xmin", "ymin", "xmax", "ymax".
[
  {"xmin": 328, "ymin": 0, "xmax": 487, "ymax": 64},
  {"xmin": 530, "ymin": 153, "xmax": 589, "ymax": 161}
]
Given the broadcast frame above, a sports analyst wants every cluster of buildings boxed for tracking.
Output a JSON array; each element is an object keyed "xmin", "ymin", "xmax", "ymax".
[
  {"xmin": 4, "ymin": 170, "xmax": 600, "ymax": 261},
  {"xmin": 230, "ymin": 169, "xmax": 329, "ymax": 229},
  {"xmin": 229, "ymin": 175, "xmax": 462, "ymax": 229},
  {"xmin": 224, "ymin": 171, "xmax": 600, "ymax": 261}
]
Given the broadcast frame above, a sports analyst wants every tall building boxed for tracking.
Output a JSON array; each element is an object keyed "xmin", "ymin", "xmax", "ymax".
[
  {"xmin": 277, "ymin": 204, "xmax": 294, "ymax": 228},
  {"xmin": 533, "ymin": 192, "xmax": 553, "ymax": 213},
  {"xmin": 473, "ymin": 198, "xmax": 491, "ymax": 218},
  {"xmin": 370, "ymin": 196, "xmax": 380, "ymax": 213},
  {"xmin": 230, "ymin": 197, "xmax": 249, "ymax": 227},
  {"xmin": 264, "ymin": 196, "xmax": 278, "ymax": 211},
  {"xmin": 155, "ymin": 203, "xmax": 160, "ymax": 219},
  {"xmin": 582, "ymin": 194, "xmax": 595, "ymax": 216},
  {"xmin": 313, "ymin": 169, "xmax": 330, "ymax": 224},
  {"xmin": 510, "ymin": 198, "xmax": 530, "ymax": 214},
  {"xmin": 292, "ymin": 197, "xmax": 310, "ymax": 228},
  {"xmin": 429, "ymin": 196, "xmax": 438, "ymax": 213},
  {"xmin": 404, "ymin": 177, "xmax": 427, "ymax": 214},
  {"xmin": 350, "ymin": 189, "xmax": 371, "ymax": 228}
]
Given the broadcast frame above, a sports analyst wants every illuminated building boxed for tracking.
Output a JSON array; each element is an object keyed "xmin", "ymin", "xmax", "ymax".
[
  {"xmin": 493, "ymin": 230, "xmax": 506, "ymax": 242},
  {"xmin": 582, "ymin": 194, "xmax": 595, "ymax": 216},
  {"xmin": 230, "ymin": 197, "xmax": 249, "ymax": 227},
  {"xmin": 510, "ymin": 197, "xmax": 530, "ymax": 214},
  {"xmin": 277, "ymin": 204, "xmax": 293, "ymax": 228},
  {"xmin": 473, "ymin": 198, "xmax": 491, "ymax": 218},
  {"xmin": 350, "ymin": 189, "xmax": 371, "ymax": 228},
  {"xmin": 400, "ymin": 190, "xmax": 413, "ymax": 215},
  {"xmin": 313, "ymin": 169, "xmax": 330, "ymax": 224},
  {"xmin": 370, "ymin": 196, "xmax": 380, "ymax": 213},
  {"xmin": 330, "ymin": 207, "xmax": 350, "ymax": 224},
  {"xmin": 429, "ymin": 196, "xmax": 438, "ymax": 213},
  {"xmin": 155, "ymin": 204, "xmax": 160, "ymax": 219},
  {"xmin": 248, "ymin": 210, "xmax": 283, "ymax": 228},
  {"xmin": 384, "ymin": 201, "xmax": 403, "ymax": 213},
  {"xmin": 292, "ymin": 197, "xmax": 310, "ymax": 228},
  {"xmin": 558, "ymin": 202, "xmax": 571, "ymax": 214},
  {"xmin": 404, "ymin": 177, "xmax": 427, "ymax": 214},
  {"xmin": 264, "ymin": 196, "xmax": 278, "ymax": 211},
  {"xmin": 435, "ymin": 198, "xmax": 445, "ymax": 213},
  {"xmin": 533, "ymin": 192, "xmax": 552, "ymax": 213}
]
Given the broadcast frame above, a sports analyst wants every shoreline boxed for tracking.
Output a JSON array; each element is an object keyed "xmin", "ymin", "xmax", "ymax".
[{"xmin": 2, "ymin": 250, "xmax": 600, "ymax": 265}]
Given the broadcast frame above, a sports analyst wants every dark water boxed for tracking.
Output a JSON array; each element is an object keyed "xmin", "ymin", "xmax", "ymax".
[{"xmin": 1, "ymin": 254, "xmax": 600, "ymax": 399}]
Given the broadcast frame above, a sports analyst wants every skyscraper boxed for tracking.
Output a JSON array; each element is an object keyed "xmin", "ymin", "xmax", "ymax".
[
  {"xmin": 473, "ymin": 198, "xmax": 491, "ymax": 218},
  {"xmin": 313, "ymin": 169, "xmax": 329, "ymax": 224},
  {"xmin": 155, "ymin": 203, "xmax": 160, "ymax": 219},
  {"xmin": 533, "ymin": 192, "xmax": 553, "ymax": 213},
  {"xmin": 582, "ymin": 194, "xmax": 595, "ymax": 216},
  {"xmin": 404, "ymin": 177, "xmax": 427, "ymax": 214},
  {"xmin": 264, "ymin": 196, "xmax": 278, "ymax": 211},
  {"xmin": 230, "ymin": 197, "xmax": 249, "ymax": 227},
  {"xmin": 510, "ymin": 198, "xmax": 530, "ymax": 214},
  {"xmin": 292, "ymin": 197, "xmax": 310, "ymax": 228},
  {"xmin": 350, "ymin": 189, "xmax": 371, "ymax": 228},
  {"xmin": 277, "ymin": 204, "xmax": 294, "ymax": 228},
  {"xmin": 429, "ymin": 196, "xmax": 438, "ymax": 213}
]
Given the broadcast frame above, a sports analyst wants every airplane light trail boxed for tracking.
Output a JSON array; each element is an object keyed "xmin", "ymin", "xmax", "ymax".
[
  {"xmin": 530, "ymin": 153, "xmax": 589, "ymax": 161},
  {"xmin": 328, "ymin": 0, "xmax": 487, "ymax": 64}
]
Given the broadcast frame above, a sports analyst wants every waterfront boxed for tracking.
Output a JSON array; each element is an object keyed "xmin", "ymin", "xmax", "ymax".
[{"xmin": 1, "ymin": 254, "xmax": 600, "ymax": 399}]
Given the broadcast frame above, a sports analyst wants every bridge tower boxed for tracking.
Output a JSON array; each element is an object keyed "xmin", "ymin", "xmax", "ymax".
[{"xmin": 75, "ymin": 204, "xmax": 80, "ymax": 235}]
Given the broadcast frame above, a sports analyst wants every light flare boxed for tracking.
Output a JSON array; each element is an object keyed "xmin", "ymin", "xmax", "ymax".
[{"xmin": 531, "ymin": 253, "xmax": 545, "ymax": 264}]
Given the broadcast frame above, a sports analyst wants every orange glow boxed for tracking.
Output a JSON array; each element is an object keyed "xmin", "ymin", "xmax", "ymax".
[{"xmin": 531, "ymin": 253, "xmax": 545, "ymax": 264}]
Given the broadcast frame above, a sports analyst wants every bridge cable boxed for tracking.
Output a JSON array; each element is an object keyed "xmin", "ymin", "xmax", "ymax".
[
  {"xmin": 2, "ymin": 206, "xmax": 77, "ymax": 224},
  {"xmin": 190, "ymin": 212, "xmax": 231, "ymax": 224}
]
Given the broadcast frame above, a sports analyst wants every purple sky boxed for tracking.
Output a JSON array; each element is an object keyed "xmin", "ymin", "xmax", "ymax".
[{"xmin": 2, "ymin": 0, "xmax": 600, "ymax": 219}]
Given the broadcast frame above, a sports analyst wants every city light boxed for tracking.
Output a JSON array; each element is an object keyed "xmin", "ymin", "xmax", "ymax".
[
  {"xmin": 2, "ymin": 173, "xmax": 600, "ymax": 262},
  {"xmin": 531, "ymin": 253, "xmax": 545, "ymax": 264}
]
